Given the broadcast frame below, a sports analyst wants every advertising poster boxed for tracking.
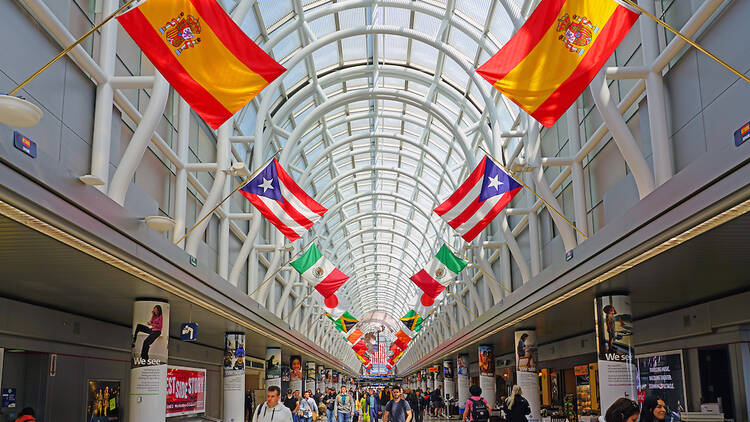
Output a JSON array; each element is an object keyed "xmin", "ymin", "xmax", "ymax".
[
  {"xmin": 266, "ymin": 347, "xmax": 282, "ymax": 387},
  {"xmin": 478, "ymin": 345, "xmax": 496, "ymax": 408},
  {"xmin": 131, "ymin": 301, "xmax": 169, "ymax": 368},
  {"xmin": 87, "ymin": 380, "xmax": 121, "ymax": 422},
  {"xmin": 224, "ymin": 333, "xmax": 245, "ymax": 422},
  {"xmin": 290, "ymin": 355, "xmax": 303, "ymax": 392},
  {"xmin": 515, "ymin": 331, "xmax": 538, "ymax": 372},
  {"xmin": 637, "ymin": 351, "xmax": 687, "ymax": 420},
  {"xmin": 457, "ymin": 353, "xmax": 470, "ymax": 412},
  {"xmin": 332, "ymin": 369, "xmax": 339, "ymax": 388},
  {"xmin": 129, "ymin": 300, "xmax": 169, "ymax": 420},
  {"xmin": 306, "ymin": 362, "xmax": 316, "ymax": 391},
  {"xmin": 318, "ymin": 365, "xmax": 327, "ymax": 389},
  {"xmin": 281, "ymin": 365, "xmax": 291, "ymax": 382},
  {"xmin": 166, "ymin": 366, "xmax": 206, "ymax": 417},
  {"xmin": 326, "ymin": 368, "xmax": 333, "ymax": 389},
  {"xmin": 595, "ymin": 295, "xmax": 637, "ymax": 411},
  {"xmin": 443, "ymin": 360, "xmax": 455, "ymax": 400}
]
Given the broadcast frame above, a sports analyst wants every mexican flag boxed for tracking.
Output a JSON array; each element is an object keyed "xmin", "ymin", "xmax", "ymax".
[
  {"xmin": 291, "ymin": 244, "xmax": 348, "ymax": 308},
  {"xmin": 409, "ymin": 244, "xmax": 469, "ymax": 306}
]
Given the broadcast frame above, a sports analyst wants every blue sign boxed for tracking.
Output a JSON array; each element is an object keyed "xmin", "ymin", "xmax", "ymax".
[
  {"xmin": 2, "ymin": 388, "xmax": 16, "ymax": 408},
  {"xmin": 13, "ymin": 131, "xmax": 37, "ymax": 158},
  {"xmin": 735, "ymin": 121, "xmax": 750, "ymax": 147},
  {"xmin": 180, "ymin": 322, "xmax": 199, "ymax": 342}
]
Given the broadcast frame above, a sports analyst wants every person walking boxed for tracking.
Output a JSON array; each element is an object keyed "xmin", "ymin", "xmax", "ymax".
[
  {"xmin": 601, "ymin": 398, "xmax": 640, "ymax": 422},
  {"xmin": 383, "ymin": 387, "xmax": 412, "ymax": 422},
  {"xmin": 253, "ymin": 386, "xmax": 294, "ymax": 422},
  {"xmin": 14, "ymin": 408, "xmax": 36, "ymax": 422},
  {"xmin": 431, "ymin": 386, "xmax": 444, "ymax": 418},
  {"xmin": 325, "ymin": 388, "xmax": 337, "ymax": 422},
  {"xmin": 335, "ymin": 386, "xmax": 355, "ymax": 422},
  {"xmin": 284, "ymin": 389, "xmax": 301, "ymax": 422},
  {"xmin": 300, "ymin": 391, "xmax": 318, "ymax": 422},
  {"xmin": 379, "ymin": 387, "xmax": 392, "ymax": 408},
  {"xmin": 638, "ymin": 395, "xmax": 668, "ymax": 422},
  {"xmin": 406, "ymin": 389, "xmax": 426, "ymax": 422},
  {"xmin": 366, "ymin": 387, "xmax": 382, "ymax": 422},
  {"xmin": 462, "ymin": 386, "xmax": 491, "ymax": 422},
  {"xmin": 503, "ymin": 386, "xmax": 530, "ymax": 422}
]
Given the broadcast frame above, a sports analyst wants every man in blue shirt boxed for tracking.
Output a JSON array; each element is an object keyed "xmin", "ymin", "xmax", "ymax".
[{"xmin": 365, "ymin": 387, "xmax": 381, "ymax": 422}]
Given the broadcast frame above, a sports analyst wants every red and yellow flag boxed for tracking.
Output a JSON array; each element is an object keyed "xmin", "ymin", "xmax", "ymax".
[
  {"xmin": 476, "ymin": 0, "xmax": 638, "ymax": 128},
  {"xmin": 117, "ymin": 0, "xmax": 285, "ymax": 129}
]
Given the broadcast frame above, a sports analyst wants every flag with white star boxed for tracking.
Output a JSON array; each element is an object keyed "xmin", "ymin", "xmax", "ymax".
[
  {"xmin": 434, "ymin": 155, "xmax": 522, "ymax": 242},
  {"xmin": 239, "ymin": 158, "xmax": 327, "ymax": 241}
]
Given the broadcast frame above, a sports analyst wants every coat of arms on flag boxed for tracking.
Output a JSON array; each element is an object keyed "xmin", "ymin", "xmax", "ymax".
[
  {"xmin": 410, "ymin": 244, "xmax": 469, "ymax": 306},
  {"xmin": 291, "ymin": 244, "xmax": 348, "ymax": 308},
  {"xmin": 240, "ymin": 159, "xmax": 327, "ymax": 242},
  {"xmin": 434, "ymin": 155, "xmax": 522, "ymax": 243}
]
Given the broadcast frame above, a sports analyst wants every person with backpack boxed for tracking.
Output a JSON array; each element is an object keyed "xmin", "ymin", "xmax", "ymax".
[
  {"xmin": 503, "ymin": 385, "xmax": 530, "ymax": 422},
  {"xmin": 383, "ymin": 386, "xmax": 412, "ymax": 422},
  {"xmin": 462, "ymin": 386, "xmax": 491, "ymax": 422},
  {"xmin": 253, "ymin": 386, "xmax": 294, "ymax": 422},
  {"xmin": 334, "ymin": 386, "xmax": 355, "ymax": 422},
  {"xmin": 14, "ymin": 407, "xmax": 37, "ymax": 422}
]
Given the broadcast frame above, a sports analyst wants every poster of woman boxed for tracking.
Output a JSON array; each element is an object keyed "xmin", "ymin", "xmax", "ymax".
[
  {"xmin": 595, "ymin": 295, "xmax": 634, "ymax": 361},
  {"xmin": 130, "ymin": 301, "xmax": 169, "ymax": 368},
  {"xmin": 515, "ymin": 331, "xmax": 538, "ymax": 372}
]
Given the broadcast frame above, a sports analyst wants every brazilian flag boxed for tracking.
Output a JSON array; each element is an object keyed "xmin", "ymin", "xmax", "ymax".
[{"xmin": 400, "ymin": 309, "xmax": 425, "ymax": 333}]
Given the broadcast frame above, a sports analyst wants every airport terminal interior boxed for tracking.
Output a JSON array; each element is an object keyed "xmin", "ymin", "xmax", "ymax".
[{"xmin": 1, "ymin": 0, "xmax": 750, "ymax": 421}]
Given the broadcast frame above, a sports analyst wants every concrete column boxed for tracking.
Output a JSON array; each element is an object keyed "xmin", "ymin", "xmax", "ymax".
[
  {"xmin": 595, "ymin": 294, "xmax": 637, "ymax": 410},
  {"xmin": 224, "ymin": 332, "xmax": 246, "ymax": 422},
  {"xmin": 129, "ymin": 299, "xmax": 169, "ymax": 421},
  {"xmin": 514, "ymin": 330, "xmax": 541, "ymax": 422},
  {"xmin": 478, "ymin": 345, "xmax": 497, "ymax": 408},
  {"xmin": 266, "ymin": 347, "xmax": 282, "ymax": 388},
  {"xmin": 457, "ymin": 354, "xmax": 470, "ymax": 414}
]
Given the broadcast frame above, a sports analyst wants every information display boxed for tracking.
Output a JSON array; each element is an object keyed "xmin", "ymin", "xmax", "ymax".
[{"xmin": 636, "ymin": 351, "xmax": 687, "ymax": 420}]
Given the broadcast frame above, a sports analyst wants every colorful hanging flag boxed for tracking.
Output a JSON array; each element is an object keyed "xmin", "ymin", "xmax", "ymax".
[
  {"xmin": 347, "ymin": 328, "xmax": 364, "ymax": 344},
  {"xmin": 240, "ymin": 159, "xmax": 327, "ymax": 242},
  {"xmin": 476, "ymin": 0, "xmax": 639, "ymax": 128},
  {"xmin": 434, "ymin": 155, "xmax": 522, "ymax": 243},
  {"xmin": 400, "ymin": 310, "xmax": 426, "ymax": 333},
  {"xmin": 410, "ymin": 244, "xmax": 470, "ymax": 306},
  {"xmin": 117, "ymin": 0, "xmax": 285, "ymax": 129},
  {"xmin": 329, "ymin": 312, "xmax": 358, "ymax": 333},
  {"xmin": 393, "ymin": 330, "xmax": 412, "ymax": 351},
  {"xmin": 352, "ymin": 340, "xmax": 368, "ymax": 356},
  {"xmin": 290, "ymin": 244, "xmax": 348, "ymax": 308}
]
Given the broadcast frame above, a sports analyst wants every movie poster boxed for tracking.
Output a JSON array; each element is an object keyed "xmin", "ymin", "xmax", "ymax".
[
  {"xmin": 87, "ymin": 380, "xmax": 121, "ymax": 422},
  {"xmin": 457, "ymin": 353, "xmax": 470, "ymax": 411},
  {"xmin": 281, "ymin": 365, "xmax": 291, "ymax": 382},
  {"xmin": 224, "ymin": 333, "xmax": 245, "ymax": 371},
  {"xmin": 166, "ymin": 366, "xmax": 206, "ymax": 417},
  {"xmin": 478, "ymin": 345, "xmax": 496, "ymax": 408}
]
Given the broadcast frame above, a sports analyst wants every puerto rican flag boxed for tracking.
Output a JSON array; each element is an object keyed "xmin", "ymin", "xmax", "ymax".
[
  {"xmin": 240, "ymin": 158, "xmax": 326, "ymax": 242},
  {"xmin": 434, "ymin": 155, "xmax": 522, "ymax": 242}
]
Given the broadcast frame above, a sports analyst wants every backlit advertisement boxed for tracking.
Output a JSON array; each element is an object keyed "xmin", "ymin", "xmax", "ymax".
[{"xmin": 166, "ymin": 366, "xmax": 206, "ymax": 417}]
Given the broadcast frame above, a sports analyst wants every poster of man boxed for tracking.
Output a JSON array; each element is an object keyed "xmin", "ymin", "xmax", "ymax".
[
  {"xmin": 515, "ymin": 331, "xmax": 538, "ymax": 372},
  {"xmin": 318, "ymin": 365, "xmax": 327, "ymax": 382},
  {"xmin": 224, "ymin": 333, "xmax": 245, "ymax": 370},
  {"xmin": 130, "ymin": 301, "xmax": 169, "ymax": 367},
  {"xmin": 595, "ymin": 296, "xmax": 635, "ymax": 361},
  {"xmin": 87, "ymin": 380, "xmax": 120, "ymax": 422},
  {"xmin": 457, "ymin": 354, "xmax": 468, "ymax": 376}
]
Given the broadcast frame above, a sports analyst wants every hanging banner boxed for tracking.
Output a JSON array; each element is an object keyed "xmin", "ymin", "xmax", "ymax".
[
  {"xmin": 290, "ymin": 355, "xmax": 303, "ymax": 392},
  {"xmin": 515, "ymin": 331, "xmax": 540, "ymax": 422},
  {"xmin": 457, "ymin": 354, "xmax": 470, "ymax": 412},
  {"xmin": 129, "ymin": 299, "xmax": 169, "ymax": 421},
  {"xmin": 166, "ymin": 366, "xmax": 206, "ymax": 417},
  {"xmin": 637, "ymin": 351, "xmax": 687, "ymax": 419},
  {"xmin": 87, "ymin": 380, "xmax": 121, "ymax": 422},
  {"xmin": 595, "ymin": 295, "xmax": 637, "ymax": 411},
  {"xmin": 478, "ymin": 345, "xmax": 496, "ymax": 408},
  {"xmin": 266, "ymin": 347, "xmax": 282, "ymax": 387},
  {"xmin": 224, "ymin": 333, "xmax": 245, "ymax": 422}
]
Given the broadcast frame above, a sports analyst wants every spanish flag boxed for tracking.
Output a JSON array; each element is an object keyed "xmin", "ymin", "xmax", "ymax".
[
  {"xmin": 117, "ymin": 0, "xmax": 285, "ymax": 129},
  {"xmin": 477, "ymin": 0, "xmax": 639, "ymax": 128}
]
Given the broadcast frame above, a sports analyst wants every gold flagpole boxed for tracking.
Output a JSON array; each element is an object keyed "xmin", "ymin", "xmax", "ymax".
[
  {"xmin": 477, "ymin": 145, "xmax": 589, "ymax": 240},
  {"xmin": 619, "ymin": 0, "xmax": 750, "ymax": 85},
  {"xmin": 288, "ymin": 290, "xmax": 313, "ymax": 317},
  {"xmin": 248, "ymin": 235, "xmax": 318, "ymax": 298},
  {"xmin": 175, "ymin": 148, "xmax": 281, "ymax": 246},
  {"xmin": 444, "ymin": 241, "xmax": 513, "ymax": 295},
  {"xmin": 449, "ymin": 291, "xmax": 478, "ymax": 319},
  {"xmin": 9, "ymin": 0, "xmax": 138, "ymax": 96}
]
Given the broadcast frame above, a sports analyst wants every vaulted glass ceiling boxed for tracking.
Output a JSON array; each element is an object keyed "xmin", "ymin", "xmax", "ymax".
[{"xmin": 225, "ymin": 0, "xmax": 526, "ymax": 329}]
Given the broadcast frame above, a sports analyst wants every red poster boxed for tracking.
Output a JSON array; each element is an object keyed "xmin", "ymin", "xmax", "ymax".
[{"xmin": 166, "ymin": 366, "xmax": 206, "ymax": 417}]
